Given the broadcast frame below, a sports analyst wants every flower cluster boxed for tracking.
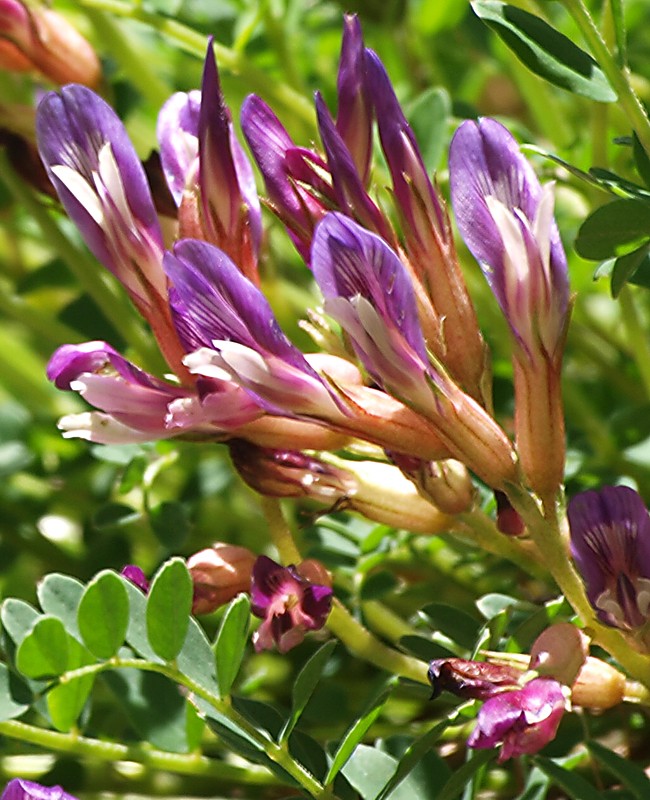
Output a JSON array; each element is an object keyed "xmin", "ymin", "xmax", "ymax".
[{"xmin": 37, "ymin": 16, "xmax": 570, "ymax": 527}]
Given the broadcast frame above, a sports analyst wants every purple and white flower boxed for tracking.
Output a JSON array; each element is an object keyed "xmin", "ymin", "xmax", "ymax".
[
  {"xmin": 0, "ymin": 780, "xmax": 77, "ymax": 800},
  {"xmin": 568, "ymin": 485, "xmax": 650, "ymax": 630}
]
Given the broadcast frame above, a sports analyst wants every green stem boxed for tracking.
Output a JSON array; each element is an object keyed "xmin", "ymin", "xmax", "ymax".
[
  {"xmin": 559, "ymin": 0, "xmax": 650, "ymax": 155},
  {"xmin": 618, "ymin": 285, "xmax": 650, "ymax": 399},
  {"xmin": 507, "ymin": 487, "xmax": 650, "ymax": 686},
  {"xmin": 76, "ymin": 0, "xmax": 315, "ymax": 129},
  {"xmin": 260, "ymin": 497, "xmax": 428, "ymax": 684},
  {"xmin": 361, "ymin": 600, "xmax": 416, "ymax": 643},
  {"xmin": 58, "ymin": 656, "xmax": 326, "ymax": 797},
  {"xmin": 328, "ymin": 601, "xmax": 428, "ymax": 684},
  {"xmin": 455, "ymin": 508, "xmax": 547, "ymax": 579},
  {"xmin": 0, "ymin": 719, "xmax": 277, "ymax": 784}
]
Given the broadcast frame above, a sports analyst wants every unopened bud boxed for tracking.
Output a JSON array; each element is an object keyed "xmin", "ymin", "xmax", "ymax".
[
  {"xmin": 428, "ymin": 658, "xmax": 521, "ymax": 700},
  {"xmin": 187, "ymin": 543, "xmax": 256, "ymax": 614},
  {"xmin": 495, "ymin": 490, "xmax": 525, "ymax": 536},
  {"xmin": 570, "ymin": 657, "xmax": 626, "ymax": 710},
  {"xmin": 325, "ymin": 455, "xmax": 454, "ymax": 534},
  {"xmin": 529, "ymin": 623, "xmax": 588, "ymax": 686},
  {"xmin": 229, "ymin": 440, "xmax": 357, "ymax": 502},
  {"xmin": 391, "ymin": 454, "xmax": 475, "ymax": 514},
  {"xmin": 295, "ymin": 558, "xmax": 332, "ymax": 587},
  {"xmin": 0, "ymin": 2, "xmax": 101, "ymax": 87}
]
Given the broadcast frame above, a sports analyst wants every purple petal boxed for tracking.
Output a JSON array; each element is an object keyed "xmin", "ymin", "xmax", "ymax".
[
  {"xmin": 1, "ymin": 781, "xmax": 78, "ymax": 800},
  {"xmin": 157, "ymin": 90, "xmax": 201, "ymax": 205},
  {"xmin": 336, "ymin": 14, "xmax": 372, "ymax": 184},
  {"xmin": 365, "ymin": 49, "xmax": 445, "ymax": 234},
  {"xmin": 568, "ymin": 486, "xmax": 650, "ymax": 601},
  {"xmin": 250, "ymin": 555, "xmax": 297, "ymax": 614},
  {"xmin": 468, "ymin": 678, "xmax": 565, "ymax": 761},
  {"xmin": 315, "ymin": 92, "xmax": 388, "ymax": 238},
  {"xmin": 164, "ymin": 239, "xmax": 312, "ymax": 373},
  {"xmin": 449, "ymin": 118, "xmax": 569, "ymax": 349},
  {"xmin": 312, "ymin": 213, "xmax": 428, "ymax": 362},
  {"xmin": 36, "ymin": 85, "xmax": 163, "ymax": 296},
  {"xmin": 121, "ymin": 565, "xmax": 150, "ymax": 593}
]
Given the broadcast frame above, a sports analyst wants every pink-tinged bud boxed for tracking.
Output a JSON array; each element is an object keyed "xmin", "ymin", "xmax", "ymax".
[
  {"xmin": 0, "ymin": 2, "xmax": 100, "ymax": 87},
  {"xmin": 187, "ymin": 543, "xmax": 257, "ymax": 614},
  {"xmin": 391, "ymin": 455, "xmax": 475, "ymax": 515},
  {"xmin": 529, "ymin": 623, "xmax": 588, "ymax": 686},
  {"xmin": 570, "ymin": 657, "xmax": 626, "ymax": 710}
]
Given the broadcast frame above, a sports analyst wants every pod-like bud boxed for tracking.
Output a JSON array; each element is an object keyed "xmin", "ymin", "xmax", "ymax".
[{"xmin": 187, "ymin": 543, "xmax": 257, "ymax": 614}]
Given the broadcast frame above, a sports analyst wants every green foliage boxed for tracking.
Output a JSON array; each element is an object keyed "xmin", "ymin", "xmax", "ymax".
[
  {"xmin": 213, "ymin": 593, "xmax": 251, "ymax": 698},
  {"xmin": 146, "ymin": 558, "xmax": 193, "ymax": 662}
]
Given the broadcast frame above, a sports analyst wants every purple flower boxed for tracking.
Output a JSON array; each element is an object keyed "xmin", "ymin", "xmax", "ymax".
[
  {"xmin": 166, "ymin": 238, "xmax": 344, "ymax": 420},
  {"xmin": 121, "ymin": 565, "xmax": 150, "ymax": 593},
  {"xmin": 1, "ymin": 780, "xmax": 77, "ymax": 800},
  {"xmin": 428, "ymin": 658, "xmax": 521, "ymax": 701},
  {"xmin": 36, "ymin": 85, "xmax": 165, "ymax": 313},
  {"xmin": 250, "ymin": 555, "xmax": 332, "ymax": 653},
  {"xmin": 568, "ymin": 486, "xmax": 650, "ymax": 630},
  {"xmin": 47, "ymin": 340, "xmax": 262, "ymax": 444},
  {"xmin": 312, "ymin": 212, "xmax": 432, "ymax": 406},
  {"xmin": 241, "ymin": 94, "xmax": 328, "ymax": 260},
  {"xmin": 467, "ymin": 678, "xmax": 567, "ymax": 762},
  {"xmin": 449, "ymin": 118, "xmax": 569, "ymax": 359},
  {"xmin": 157, "ymin": 89, "xmax": 201, "ymax": 205}
]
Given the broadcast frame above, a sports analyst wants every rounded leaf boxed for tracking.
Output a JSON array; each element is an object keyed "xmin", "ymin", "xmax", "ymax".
[
  {"xmin": 78, "ymin": 570, "xmax": 130, "ymax": 659},
  {"xmin": 146, "ymin": 557, "xmax": 193, "ymax": 661}
]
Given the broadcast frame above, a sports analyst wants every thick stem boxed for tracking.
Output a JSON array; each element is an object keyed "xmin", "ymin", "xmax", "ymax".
[{"xmin": 0, "ymin": 720, "xmax": 277, "ymax": 784}]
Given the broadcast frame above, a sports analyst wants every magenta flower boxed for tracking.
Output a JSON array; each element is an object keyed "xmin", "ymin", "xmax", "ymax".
[
  {"xmin": 157, "ymin": 89, "xmax": 201, "ymax": 206},
  {"xmin": 467, "ymin": 678, "xmax": 567, "ymax": 762},
  {"xmin": 568, "ymin": 485, "xmax": 650, "ymax": 630},
  {"xmin": 250, "ymin": 555, "xmax": 333, "ymax": 653},
  {"xmin": 1, "ymin": 780, "xmax": 77, "ymax": 800},
  {"xmin": 428, "ymin": 658, "xmax": 521, "ymax": 701},
  {"xmin": 121, "ymin": 565, "xmax": 150, "ymax": 593}
]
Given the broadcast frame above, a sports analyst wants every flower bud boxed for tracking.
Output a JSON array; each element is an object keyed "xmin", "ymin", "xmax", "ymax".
[
  {"xmin": 529, "ymin": 622, "xmax": 588, "ymax": 686},
  {"xmin": 121, "ymin": 565, "xmax": 150, "ymax": 594},
  {"xmin": 570, "ymin": 657, "xmax": 626, "ymax": 710},
  {"xmin": 0, "ymin": 2, "xmax": 101, "ymax": 87},
  {"xmin": 391, "ymin": 454, "xmax": 475, "ymax": 514},
  {"xmin": 187, "ymin": 542, "xmax": 257, "ymax": 614}
]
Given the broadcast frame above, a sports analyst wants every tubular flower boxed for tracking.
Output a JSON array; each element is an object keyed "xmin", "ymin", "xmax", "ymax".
[
  {"xmin": 36, "ymin": 84, "xmax": 186, "ymax": 376},
  {"xmin": 0, "ymin": 1, "xmax": 100, "ymax": 87},
  {"xmin": 467, "ymin": 678, "xmax": 567, "ymax": 762},
  {"xmin": 173, "ymin": 238, "xmax": 452, "ymax": 460},
  {"xmin": 250, "ymin": 555, "xmax": 333, "ymax": 653},
  {"xmin": 365, "ymin": 51, "xmax": 488, "ymax": 402},
  {"xmin": 311, "ymin": 213, "xmax": 516, "ymax": 488},
  {"xmin": 173, "ymin": 39, "xmax": 261, "ymax": 282},
  {"xmin": 568, "ymin": 485, "xmax": 650, "ymax": 634},
  {"xmin": 449, "ymin": 118, "xmax": 570, "ymax": 499},
  {"xmin": 187, "ymin": 543, "xmax": 257, "ymax": 614},
  {"xmin": 157, "ymin": 89, "xmax": 201, "ymax": 207}
]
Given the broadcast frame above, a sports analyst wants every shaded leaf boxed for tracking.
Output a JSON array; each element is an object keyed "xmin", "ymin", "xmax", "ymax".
[
  {"xmin": 472, "ymin": 1, "xmax": 616, "ymax": 102},
  {"xmin": 576, "ymin": 200, "xmax": 650, "ymax": 260},
  {"xmin": 280, "ymin": 640, "xmax": 337, "ymax": 742},
  {"xmin": 1, "ymin": 599, "xmax": 41, "ymax": 647},
  {"xmin": 437, "ymin": 749, "xmax": 494, "ymax": 800},
  {"xmin": 326, "ymin": 677, "xmax": 398, "ymax": 784},
  {"xmin": 214, "ymin": 594, "xmax": 251, "ymax": 698},
  {"xmin": 633, "ymin": 133, "xmax": 650, "ymax": 190},
  {"xmin": 418, "ymin": 603, "xmax": 480, "ymax": 650},
  {"xmin": 407, "ymin": 87, "xmax": 451, "ymax": 173},
  {"xmin": 587, "ymin": 741, "xmax": 650, "ymax": 800},
  {"xmin": 0, "ymin": 663, "xmax": 32, "ymax": 720},
  {"xmin": 611, "ymin": 245, "xmax": 650, "ymax": 297},
  {"xmin": 534, "ymin": 756, "xmax": 604, "ymax": 800}
]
